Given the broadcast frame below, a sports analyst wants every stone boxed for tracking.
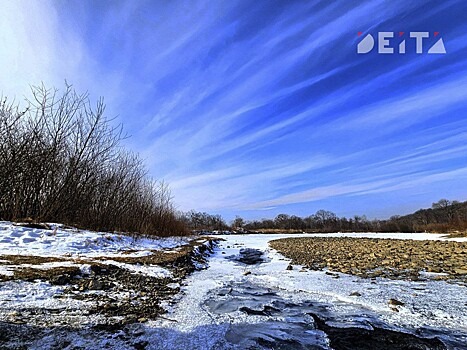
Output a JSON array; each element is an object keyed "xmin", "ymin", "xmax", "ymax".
[
  {"xmin": 88, "ymin": 279, "xmax": 104, "ymax": 290},
  {"xmin": 133, "ymin": 341, "xmax": 149, "ymax": 350},
  {"xmin": 388, "ymin": 298, "xmax": 405, "ymax": 306}
]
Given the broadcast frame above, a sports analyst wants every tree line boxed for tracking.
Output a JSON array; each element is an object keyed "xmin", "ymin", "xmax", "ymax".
[
  {"xmin": 179, "ymin": 210, "xmax": 229, "ymax": 231},
  {"xmin": 0, "ymin": 84, "xmax": 187, "ymax": 236},
  {"xmin": 184, "ymin": 199, "xmax": 467, "ymax": 234},
  {"xmin": 240, "ymin": 199, "xmax": 467, "ymax": 233}
]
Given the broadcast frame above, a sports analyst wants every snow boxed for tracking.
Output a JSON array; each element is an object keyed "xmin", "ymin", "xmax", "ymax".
[
  {"xmin": 0, "ymin": 220, "xmax": 186, "ymax": 285},
  {"xmin": 1, "ymin": 224, "xmax": 466, "ymax": 348},
  {"xmin": 144, "ymin": 233, "xmax": 467, "ymax": 348},
  {"xmin": 0, "ymin": 221, "xmax": 192, "ymax": 257},
  {"xmin": 0, "ymin": 221, "xmax": 192, "ymax": 331},
  {"xmin": 99, "ymin": 259, "xmax": 173, "ymax": 278},
  {"xmin": 0, "ymin": 260, "xmax": 90, "ymax": 277},
  {"xmin": 0, "ymin": 265, "xmax": 14, "ymax": 276}
]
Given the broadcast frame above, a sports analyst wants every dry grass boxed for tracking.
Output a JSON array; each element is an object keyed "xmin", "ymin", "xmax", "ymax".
[{"xmin": 0, "ymin": 255, "xmax": 69, "ymax": 265}]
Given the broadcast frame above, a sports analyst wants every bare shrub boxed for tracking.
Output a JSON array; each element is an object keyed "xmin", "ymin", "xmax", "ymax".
[{"xmin": 0, "ymin": 83, "xmax": 187, "ymax": 237}]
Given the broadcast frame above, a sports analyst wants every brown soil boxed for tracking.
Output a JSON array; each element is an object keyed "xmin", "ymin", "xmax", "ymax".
[{"xmin": 0, "ymin": 255, "xmax": 68, "ymax": 265}]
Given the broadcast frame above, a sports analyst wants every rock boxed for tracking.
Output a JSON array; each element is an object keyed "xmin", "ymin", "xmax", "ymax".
[
  {"xmin": 90, "ymin": 264, "xmax": 103, "ymax": 275},
  {"xmin": 286, "ymin": 264, "xmax": 293, "ymax": 271},
  {"xmin": 269, "ymin": 237, "xmax": 467, "ymax": 283},
  {"xmin": 51, "ymin": 274, "xmax": 74, "ymax": 285},
  {"xmin": 133, "ymin": 341, "xmax": 149, "ymax": 350},
  {"xmin": 18, "ymin": 222, "xmax": 51, "ymax": 230},
  {"xmin": 12, "ymin": 319, "xmax": 26, "ymax": 324},
  {"xmin": 88, "ymin": 279, "xmax": 104, "ymax": 290},
  {"xmin": 388, "ymin": 298, "xmax": 405, "ymax": 306}
]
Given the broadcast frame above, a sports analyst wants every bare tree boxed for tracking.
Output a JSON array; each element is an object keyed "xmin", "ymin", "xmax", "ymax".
[{"xmin": 0, "ymin": 84, "xmax": 187, "ymax": 236}]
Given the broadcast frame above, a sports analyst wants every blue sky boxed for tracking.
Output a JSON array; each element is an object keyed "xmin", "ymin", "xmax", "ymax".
[{"xmin": 2, "ymin": 0, "xmax": 467, "ymax": 221}]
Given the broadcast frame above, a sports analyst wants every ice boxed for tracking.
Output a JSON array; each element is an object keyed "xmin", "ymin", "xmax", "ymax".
[
  {"xmin": 1, "ymin": 225, "xmax": 466, "ymax": 348},
  {"xmin": 145, "ymin": 233, "xmax": 467, "ymax": 349}
]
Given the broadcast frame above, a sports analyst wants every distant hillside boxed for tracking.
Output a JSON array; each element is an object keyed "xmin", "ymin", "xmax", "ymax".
[{"xmin": 383, "ymin": 199, "xmax": 467, "ymax": 233}]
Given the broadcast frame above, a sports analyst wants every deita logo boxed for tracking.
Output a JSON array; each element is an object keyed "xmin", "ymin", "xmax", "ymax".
[{"xmin": 357, "ymin": 32, "xmax": 446, "ymax": 54}]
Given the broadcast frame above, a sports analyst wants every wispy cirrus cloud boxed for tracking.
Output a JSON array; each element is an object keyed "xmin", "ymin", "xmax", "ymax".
[{"xmin": 2, "ymin": 0, "xmax": 467, "ymax": 219}]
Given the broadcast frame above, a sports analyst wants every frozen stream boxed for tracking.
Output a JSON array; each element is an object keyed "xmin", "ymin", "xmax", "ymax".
[{"xmin": 142, "ymin": 233, "xmax": 467, "ymax": 349}]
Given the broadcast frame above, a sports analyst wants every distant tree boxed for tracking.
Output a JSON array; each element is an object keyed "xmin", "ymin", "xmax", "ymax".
[
  {"xmin": 288, "ymin": 215, "xmax": 305, "ymax": 230},
  {"xmin": 431, "ymin": 199, "xmax": 461, "ymax": 223},
  {"xmin": 260, "ymin": 219, "xmax": 275, "ymax": 229},
  {"xmin": 274, "ymin": 214, "xmax": 290, "ymax": 229},
  {"xmin": 303, "ymin": 215, "xmax": 315, "ymax": 230},
  {"xmin": 182, "ymin": 210, "xmax": 228, "ymax": 231},
  {"xmin": 432, "ymin": 199, "xmax": 452, "ymax": 209},
  {"xmin": 313, "ymin": 210, "xmax": 338, "ymax": 231},
  {"xmin": 232, "ymin": 215, "xmax": 245, "ymax": 229}
]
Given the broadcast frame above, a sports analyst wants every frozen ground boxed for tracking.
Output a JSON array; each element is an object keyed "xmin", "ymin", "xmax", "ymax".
[
  {"xmin": 0, "ymin": 221, "xmax": 194, "ymax": 333},
  {"xmin": 1, "ymin": 227, "xmax": 466, "ymax": 349},
  {"xmin": 136, "ymin": 233, "xmax": 466, "ymax": 349}
]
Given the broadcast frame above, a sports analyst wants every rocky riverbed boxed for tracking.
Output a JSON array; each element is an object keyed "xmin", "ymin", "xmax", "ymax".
[{"xmin": 269, "ymin": 237, "xmax": 467, "ymax": 283}]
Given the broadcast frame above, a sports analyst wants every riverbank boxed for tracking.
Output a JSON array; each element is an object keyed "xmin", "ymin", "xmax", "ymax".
[{"xmin": 0, "ymin": 221, "xmax": 218, "ymax": 348}]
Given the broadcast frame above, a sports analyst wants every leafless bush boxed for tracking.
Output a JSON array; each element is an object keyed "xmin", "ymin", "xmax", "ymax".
[{"xmin": 0, "ymin": 83, "xmax": 188, "ymax": 237}]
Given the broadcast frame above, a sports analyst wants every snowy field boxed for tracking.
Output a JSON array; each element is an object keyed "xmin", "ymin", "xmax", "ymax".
[
  {"xmin": 0, "ymin": 225, "xmax": 466, "ymax": 349},
  {"xmin": 0, "ymin": 221, "xmax": 191, "ymax": 258}
]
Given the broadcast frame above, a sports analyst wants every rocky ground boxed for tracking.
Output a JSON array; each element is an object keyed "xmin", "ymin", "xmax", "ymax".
[
  {"xmin": 269, "ymin": 237, "xmax": 467, "ymax": 284},
  {"xmin": 0, "ymin": 237, "xmax": 219, "ymax": 349}
]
